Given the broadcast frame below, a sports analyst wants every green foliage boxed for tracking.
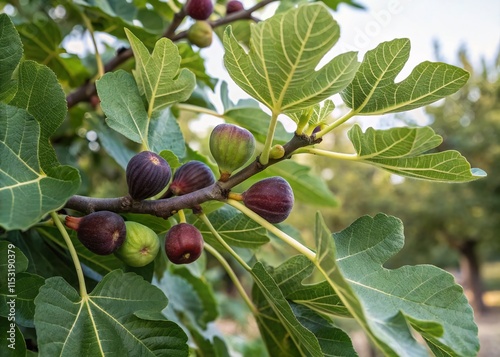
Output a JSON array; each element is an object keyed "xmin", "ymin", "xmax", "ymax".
[{"xmin": 0, "ymin": 2, "xmax": 485, "ymax": 356}]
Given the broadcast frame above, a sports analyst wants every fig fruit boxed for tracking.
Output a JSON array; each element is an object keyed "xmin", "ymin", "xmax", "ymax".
[
  {"xmin": 185, "ymin": 0, "xmax": 213, "ymax": 20},
  {"xmin": 209, "ymin": 123, "xmax": 255, "ymax": 181},
  {"xmin": 242, "ymin": 176, "xmax": 294, "ymax": 223},
  {"xmin": 165, "ymin": 223, "xmax": 204, "ymax": 264},
  {"xmin": 126, "ymin": 151, "xmax": 172, "ymax": 201},
  {"xmin": 226, "ymin": 0, "xmax": 244, "ymax": 14},
  {"xmin": 187, "ymin": 21, "xmax": 213, "ymax": 48},
  {"xmin": 65, "ymin": 211, "xmax": 126, "ymax": 255},
  {"xmin": 168, "ymin": 161, "xmax": 215, "ymax": 196},
  {"xmin": 115, "ymin": 221, "xmax": 160, "ymax": 267}
]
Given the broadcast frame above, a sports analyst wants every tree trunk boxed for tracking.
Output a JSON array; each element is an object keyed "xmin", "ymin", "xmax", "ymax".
[{"xmin": 457, "ymin": 240, "xmax": 487, "ymax": 315}]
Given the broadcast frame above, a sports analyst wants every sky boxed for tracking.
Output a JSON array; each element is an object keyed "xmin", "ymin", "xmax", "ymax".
[{"xmin": 199, "ymin": 0, "xmax": 500, "ymax": 130}]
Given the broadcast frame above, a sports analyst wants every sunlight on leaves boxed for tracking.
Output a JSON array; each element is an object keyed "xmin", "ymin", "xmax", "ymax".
[
  {"xmin": 224, "ymin": 3, "xmax": 359, "ymax": 114},
  {"xmin": 348, "ymin": 124, "xmax": 486, "ymax": 181},
  {"xmin": 341, "ymin": 38, "xmax": 470, "ymax": 115}
]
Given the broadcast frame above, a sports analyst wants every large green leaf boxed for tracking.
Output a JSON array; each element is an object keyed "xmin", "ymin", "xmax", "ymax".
[
  {"xmin": 160, "ymin": 267, "xmax": 218, "ymax": 330},
  {"xmin": 17, "ymin": 16, "xmax": 89, "ymax": 87},
  {"xmin": 251, "ymin": 262, "xmax": 323, "ymax": 357},
  {"xmin": 0, "ymin": 14, "xmax": 23, "ymax": 102},
  {"xmin": 0, "ymin": 241, "xmax": 45, "ymax": 328},
  {"xmin": 126, "ymin": 29, "xmax": 196, "ymax": 116},
  {"xmin": 10, "ymin": 60, "xmax": 68, "ymax": 169},
  {"xmin": 148, "ymin": 108, "xmax": 186, "ymax": 158},
  {"xmin": 341, "ymin": 38, "xmax": 470, "ymax": 114},
  {"xmin": 0, "ymin": 104, "xmax": 80, "ymax": 231},
  {"xmin": 193, "ymin": 206, "xmax": 269, "ymax": 249},
  {"xmin": 223, "ymin": 3, "xmax": 359, "ymax": 113},
  {"xmin": 96, "ymin": 70, "xmax": 149, "ymax": 145},
  {"xmin": 34, "ymin": 270, "xmax": 189, "ymax": 356},
  {"xmin": 314, "ymin": 213, "xmax": 479, "ymax": 356},
  {"xmin": 347, "ymin": 124, "xmax": 486, "ymax": 181}
]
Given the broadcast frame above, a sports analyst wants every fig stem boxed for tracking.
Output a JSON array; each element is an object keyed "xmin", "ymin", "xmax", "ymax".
[
  {"xmin": 294, "ymin": 148, "xmax": 359, "ymax": 161},
  {"xmin": 198, "ymin": 213, "xmax": 251, "ymax": 271},
  {"xmin": 81, "ymin": 13, "xmax": 104, "ymax": 79},
  {"xmin": 227, "ymin": 192, "xmax": 243, "ymax": 201},
  {"xmin": 175, "ymin": 103, "xmax": 222, "ymax": 118},
  {"xmin": 178, "ymin": 209, "xmax": 187, "ymax": 223},
  {"xmin": 259, "ymin": 111, "xmax": 279, "ymax": 165},
  {"xmin": 204, "ymin": 243, "xmax": 258, "ymax": 315},
  {"xmin": 50, "ymin": 211, "xmax": 88, "ymax": 298},
  {"xmin": 314, "ymin": 109, "xmax": 357, "ymax": 139},
  {"xmin": 227, "ymin": 200, "xmax": 316, "ymax": 261}
]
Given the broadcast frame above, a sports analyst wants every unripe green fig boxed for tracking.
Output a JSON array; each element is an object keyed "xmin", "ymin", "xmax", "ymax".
[
  {"xmin": 165, "ymin": 223, "xmax": 204, "ymax": 264},
  {"xmin": 165, "ymin": 161, "xmax": 215, "ymax": 197},
  {"xmin": 65, "ymin": 211, "xmax": 126, "ymax": 255},
  {"xmin": 269, "ymin": 144, "xmax": 285, "ymax": 159},
  {"xmin": 186, "ymin": 0, "xmax": 213, "ymax": 20},
  {"xmin": 126, "ymin": 151, "xmax": 172, "ymax": 201},
  {"xmin": 209, "ymin": 123, "xmax": 256, "ymax": 181},
  {"xmin": 115, "ymin": 221, "xmax": 160, "ymax": 267},
  {"xmin": 242, "ymin": 176, "xmax": 294, "ymax": 223},
  {"xmin": 187, "ymin": 21, "xmax": 213, "ymax": 48}
]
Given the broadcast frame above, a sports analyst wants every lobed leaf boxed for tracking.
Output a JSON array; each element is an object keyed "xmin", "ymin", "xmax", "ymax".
[
  {"xmin": 35, "ymin": 270, "xmax": 189, "ymax": 356},
  {"xmin": 347, "ymin": 124, "xmax": 486, "ymax": 182},
  {"xmin": 223, "ymin": 3, "xmax": 359, "ymax": 114},
  {"xmin": 314, "ymin": 213, "xmax": 479, "ymax": 357},
  {"xmin": 0, "ymin": 104, "xmax": 80, "ymax": 231},
  {"xmin": 251, "ymin": 262, "xmax": 323, "ymax": 357},
  {"xmin": 341, "ymin": 38, "xmax": 470, "ymax": 115},
  {"xmin": 126, "ymin": 29, "xmax": 196, "ymax": 116},
  {"xmin": 0, "ymin": 14, "xmax": 23, "ymax": 102},
  {"xmin": 149, "ymin": 108, "xmax": 186, "ymax": 158},
  {"xmin": 10, "ymin": 60, "xmax": 68, "ymax": 169}
]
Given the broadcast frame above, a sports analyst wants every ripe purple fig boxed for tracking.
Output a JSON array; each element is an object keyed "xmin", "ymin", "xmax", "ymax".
[
  {"xmin": 187, "ymin": 21, "xmax": 213, "ymax": 48},
  {"xmin": 226, "ymin": 0, "xmax": 244, "ymax": 14},
  {"xmin": 166, "ymin": 161, "xmax": 215, "ymax": 197},
  {"xmin": 242, "ymin": 177, "xmax": 294, "ymax": 223},
  {"xmin": 65, "ymin": 211, "xmax": 126, "ymax": 255},
  {"xmin": 165, "ymin": 223, "xmax": 204, "ymax": 264},
  {"xmin": 185, "ymin": 0, "xmax": 213, "ymax": 20},
  {"xmin": 209, "ymin": 123, "xmax": 255, "ymax": 181},
  {"xmin": 126, "ymin": 151, "xmax": 171, "ymax": 201}
]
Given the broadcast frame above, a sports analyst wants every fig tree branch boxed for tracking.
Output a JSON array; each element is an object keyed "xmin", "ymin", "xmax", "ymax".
[
  {"xmin": 64, "ymin": 133, "xmax": 321, "ymax": 217},
  {"xmin": 66, "ymin": 0, "xmax": 278, "ymax": 109}
]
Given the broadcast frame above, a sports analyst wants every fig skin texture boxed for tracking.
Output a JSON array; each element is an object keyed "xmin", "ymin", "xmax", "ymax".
[
  {"xmin": 165, "ymin": 223, "xmax": 204, "ymax": 264},
  {"xmin": 226, "ymin": 0, "xmax": 244, "ymax": 14},
  {"xmin": 242, "ymin": 176, "xmax": 294, "ymax": 223},
  {"xmin": 126, "ymin": 151, "xmax": 172, "ymax": 201},
  {"xmin": 66, "ymin": 211, "xmax": 126, "ymax": 255},
  {"xmin": 186, "ymin": 0, "xmax": 213, "ymax": 20},
  {"xmin": 187, "ymin": 21, "xmax": 213, "ymax": 48},
  {"xmin": 168, "ymin": 161, "xmax": 215, "ymax": 196},
  {"xmin": 209, "ymin": 123, "xmax": 255, "ymax": 181},
  {"xmin": 115, "ymin": 221, "xmax": 160, "ymax": 267}
]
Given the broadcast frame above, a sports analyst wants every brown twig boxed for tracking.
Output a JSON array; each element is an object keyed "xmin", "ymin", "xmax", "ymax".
[
  {"xmin": 66, "ymin": 0, "xmax": 278, "ymax": 109},
  {"xmin": 64, "ymin": 134, "xmax": 321, "ymax": 217}
]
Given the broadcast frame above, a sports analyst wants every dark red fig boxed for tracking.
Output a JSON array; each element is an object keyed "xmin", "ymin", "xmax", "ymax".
[
  {"xmin": 65, "ymin": 211, "xmax": 126, "ymax": 255},
  {"xmin": 166, "ymin": 161, "xmax": 215, "ymax": 197},
  {"xmin": 165, "ymin": 223, "xmax": 204, "ymax": 264},
  {"xmin": 226, "ymin": 0, "xmax": 244, "ymax": 14},
  {"xmin": 126, "ymin": 151, "xmax": 172, "ymax": 200},
  {"xmin": 185, "ymin": 0, "xmax": 213, "ymax": 20},
  {"xmin": 242, "ymin": 177, "xmax": 294, "ymax": 223}
]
